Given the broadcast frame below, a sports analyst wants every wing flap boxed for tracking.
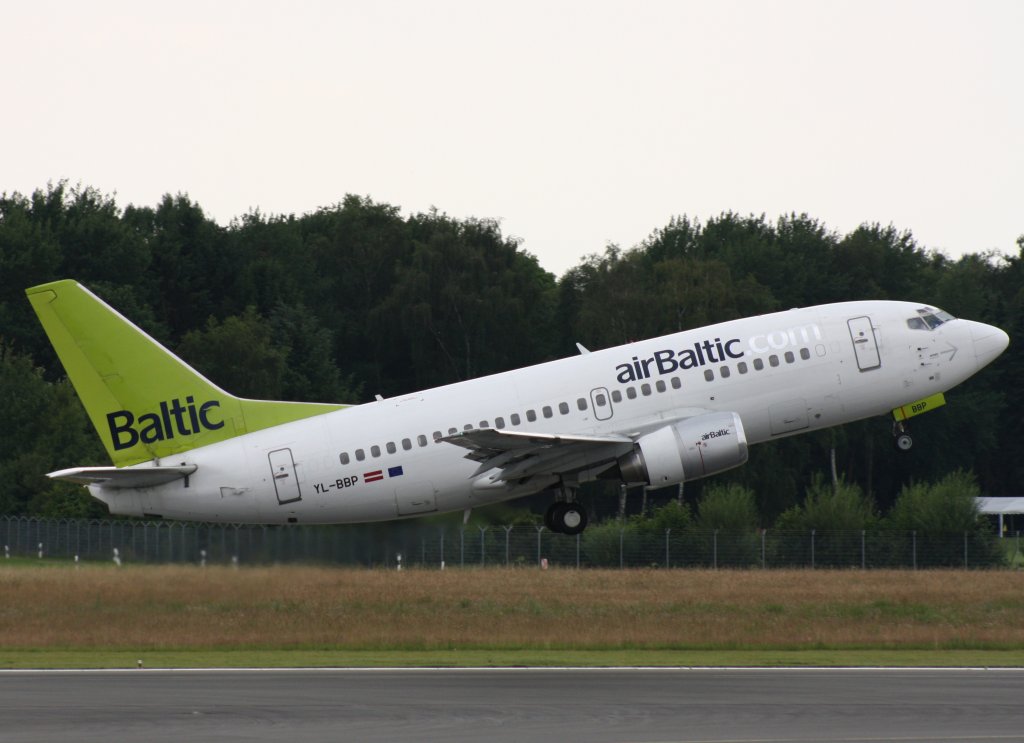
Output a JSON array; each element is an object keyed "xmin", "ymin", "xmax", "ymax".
[{"xmin": 442, "ymin": 428, "xmax": 634, "ymax": 482}]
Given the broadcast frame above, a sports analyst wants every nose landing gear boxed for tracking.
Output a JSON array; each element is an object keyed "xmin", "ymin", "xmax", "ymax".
[{"xmin": 893, "ymin": 421, "xmax": 913, "ymax": 452}]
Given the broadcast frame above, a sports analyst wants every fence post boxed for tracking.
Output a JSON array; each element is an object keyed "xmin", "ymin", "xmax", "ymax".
[
  {"xmin": 665, "ymin": 528, "xmax": 670, "ymax": 568},
  {"xmin": 713, "ymin": 529, "xmax": 718, "ymax": 570},
  {"xmin": 912, "ymin": 530, "xmax": 917, "ymax": 570},
  {"xmin": 810, "ymin": 529, "xmax": 816, "ymax": 569},
  {"xmin": 761, "ymin": 529, "xmax": 766, "ymax": 569},
  {"xmin": 576, "ymin": 532, "xmax": 580, "ymax": 569},
  {"xmin": 479, "ymin": 526, "xmax": 486, "ymax": 566},
  {"xmin": 861, "ymin": 529, "xmax": 866, "ymax": 569},
  {"xmin": 503, "ymin": 525, "xmax": 513, "ymax": 566},
  {"xmin": 964, "ymin": 531, "xmax": 968, "ymax": 569},
  {"xmin": 439, "ymin": 529, "xmax": 445, "ymax": 568},
  {"xmin": 460, "ymin": 528, "xmax": 465, "ymax": 567},
  {"xmin": 536, "ymin": 526, "xmax": 544, "ymax": 567},
  {"xmin": 619, "ymin": 528, "xmax": 624, "ymax": 569}
]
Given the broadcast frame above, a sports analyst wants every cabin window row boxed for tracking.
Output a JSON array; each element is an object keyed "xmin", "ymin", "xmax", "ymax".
[
  {"xmin": 703, "ymin": 347, "xmax": 812, "ymax": 382},
  {"xmin": 338, "ymin": 370, "xmax": 694, "ymax": 466},
  {"xmin": 338, "ymin": 397, "xmax": 595, "ymax": 465},
  {"xmin": 342, "ymin": 358, "xmax": 806, "ymax": 468}
]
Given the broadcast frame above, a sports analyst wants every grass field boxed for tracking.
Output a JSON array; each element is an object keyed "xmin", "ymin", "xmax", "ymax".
[{"xmin": 2, "ymin": 563, "xmax": 1024, "ymax": 668}]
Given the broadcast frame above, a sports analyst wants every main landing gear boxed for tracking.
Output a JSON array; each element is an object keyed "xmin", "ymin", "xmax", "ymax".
[
  {"xmin": 893, "ymin": 421, "xmax": 913, "ymax": 452},
  {"xmin": 544, "ymin": 483, "xmax": 589, "ymax": 535}
]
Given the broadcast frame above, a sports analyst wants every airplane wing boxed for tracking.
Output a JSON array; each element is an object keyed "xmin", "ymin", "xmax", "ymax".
[
  {"xmin": 441, "ymin": 428, "xmax": 635, "ymax": 483},
  {"xmin": 443, "ymin": 407, "xmax": 720, "ymax": 484},
  {"xmin": 48, "ymin": 465, "xmax": 198, "ymax": 489}
]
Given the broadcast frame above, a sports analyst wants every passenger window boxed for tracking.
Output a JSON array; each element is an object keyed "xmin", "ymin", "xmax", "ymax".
[
  {"xmin": 611, "ymin": 390, "xmax": 622, "ymax": 402},
  {"xmin": 704, "ymin": 369, "xmax": 714, "ymax": 381},
  {"xmin": 753, "ymin": 358, "xmax": 764, "ymax": 371},
  {"xmin": 511, "ymin": 413, "xmax": 521, "ymax": 426},
  {"xmin": 433, "ymin": 431, "xmax": 442, "ymax": 441},
  {"xmin": 655, "ymin": 380, "xmax": 666, "ymax": 393},
  {"xmin": 784, "ymin": 351, "xmax": 795, "ymax": 364},
  {"xmin": 527, "ymin": 410, "xmax": 537, "ymax": 422},
  {"xmin": 558, "ymin": 402, "xmax": 569, "ymax": 415},
  {"xmin": 641, "ymin": 383, "xmax": 652, "ymax": 396},
  {"xmin": 800, "ymin": 348, "xmax": 810, "ymax": 360},
  {"xmin": 371, "ymin": 445, "xmax": 381, "ymax": 457},
  {"xmin": 737, "ymin": 362, "xmax": 748, "ymax": 374},
  {"xmin": 355, "ymin": 449, "xmax": 365, "ymax": 461},
  {"xmin": 495, "ymin": 417, "xmax": 505, "ymax": 428},
  {"xmin": 720, "ymin": 366, "xmax": 730, "ymax": 378},
  {"xmin": 626, "ymin": 387, "xmax": 637, "ymax": 399},
  {"xmin": 448, "ymin": 427, "xmax": 457, "ymax": 435},
  {"xmin": 339, "ymin": 452, "xmax": 350, "ymax": 465},
  {"xmin": 542, "ymin": 406, "xmax": 553, "ymax": 418},
  {"xmin": 386, "ymin": 441, "xmax": 397, "ymax": 454},
  {"xmin": 576, "ymin": 398, "xmax": 587, "ymax": 411},
  {"xmin": 595, "ymin": 393, "xmax": 606, "ymax": 406},
  {"xmin": 401, "ymin": 439, "xmax": 412, "ymax": 451},
  {"xmin": 769, "ymin": 355, "xmax": 780, "ymax": 367},
  {"xmin": 670, "ymin": 377, "xmax": 681, "ymax": 389},
  {"xmin": 418, "ymin": 435, "xmax": 428, "ymax": 447},
  {"xmin": 463, "ymin": 423, "xmax": 473, "ymax": 431},
  {"xmin": 479, "ymin": 421, "xmax": 489, "ymax": 428}
]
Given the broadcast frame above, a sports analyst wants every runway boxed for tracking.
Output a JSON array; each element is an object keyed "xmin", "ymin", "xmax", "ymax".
[{"xmin": 1, "ymin": 668, "xmax": 1022, "ymax": 743}]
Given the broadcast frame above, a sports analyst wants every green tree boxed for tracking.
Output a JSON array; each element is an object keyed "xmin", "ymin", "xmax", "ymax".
[
  {"xmin": 695, "ymin": 483, "xmax": 759, "ymax": 531},
  {"xmin": 0, "ymin": 346, "xmax": 105, "ymax": 516},
  {"xmin": 177, "ymin": 308, "xmax": 288, "ymax": 399},
  {"xmin": 884, "ymin": 470, "xmax": 1001, "ymax": 567}
]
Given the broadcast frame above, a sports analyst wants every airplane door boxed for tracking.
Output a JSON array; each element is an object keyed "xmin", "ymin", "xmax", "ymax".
[
  {"xmin": 590, "ymin": 387, "xmax": 614, "ymax": 421},
  {"xmin": 847, "ymin": 316, "xmax": 881, "ymax": 371},
  {"xmin": 268, "ymin": 448, "xmax": 301, "ymax": 504}
]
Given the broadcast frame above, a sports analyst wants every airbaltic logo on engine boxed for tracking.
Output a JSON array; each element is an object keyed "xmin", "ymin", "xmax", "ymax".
[
  {"xmin": 615, "ymin": 338, "xmax": 744, "ymax": 383},
  {"xmin": 107, "ymin": 397, "xmax": 224, "ymax": 450}
]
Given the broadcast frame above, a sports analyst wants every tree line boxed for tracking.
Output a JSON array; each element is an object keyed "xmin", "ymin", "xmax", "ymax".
[{"xmin": 1, "ymin": 182, "xmax": 1020, "ymax": 523}]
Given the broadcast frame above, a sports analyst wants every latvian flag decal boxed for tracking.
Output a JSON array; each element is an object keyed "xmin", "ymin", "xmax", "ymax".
[{"xmin": 364, "ymin": 466, "xmax": 404, "ymax": 483}]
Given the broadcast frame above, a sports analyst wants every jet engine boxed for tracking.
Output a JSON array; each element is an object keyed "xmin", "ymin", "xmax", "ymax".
[{"xmin": 616, "ymin": 412, "xmax": 749, "ymax": 486}]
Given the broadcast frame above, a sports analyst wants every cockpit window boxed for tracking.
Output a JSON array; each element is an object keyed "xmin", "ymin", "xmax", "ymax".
[{"xmin": 907, "ymin": 308, "xmax": 956, "ymax": 331}]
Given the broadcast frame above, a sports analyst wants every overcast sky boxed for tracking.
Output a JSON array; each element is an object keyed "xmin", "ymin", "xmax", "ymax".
[{"xmin": 3, "ymin": 0, "xmax": 1021, "ymax": 276}]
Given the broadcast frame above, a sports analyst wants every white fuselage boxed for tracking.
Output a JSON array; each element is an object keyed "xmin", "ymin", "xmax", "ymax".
[{"xmin": 95, "ymin": 301, "xmax": 1006, "ymax": 523}]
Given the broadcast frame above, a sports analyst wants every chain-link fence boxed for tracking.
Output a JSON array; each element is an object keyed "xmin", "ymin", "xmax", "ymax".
[{"xmin": 1, "ymin": 516, "xmax": 1014, "ymax": 568}]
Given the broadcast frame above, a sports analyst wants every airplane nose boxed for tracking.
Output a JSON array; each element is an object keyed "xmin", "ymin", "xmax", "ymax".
[{"xmin": 968, "ymin": 321, "xmax": 1010, "ymax": 370}]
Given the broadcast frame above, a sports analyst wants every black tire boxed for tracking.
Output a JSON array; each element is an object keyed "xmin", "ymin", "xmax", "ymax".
[
  {"xmin": 558, "ymin": 503, "xmax": 588, "ymax": 535},
  {"xmin": 545, "ymin": 502, "xmax": 568, "ymax": 533}
]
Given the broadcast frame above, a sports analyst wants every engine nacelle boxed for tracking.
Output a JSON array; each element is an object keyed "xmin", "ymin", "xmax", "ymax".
[{"xmin": 617, "ymin": 412, "xmax": 749, "ymax": 486}]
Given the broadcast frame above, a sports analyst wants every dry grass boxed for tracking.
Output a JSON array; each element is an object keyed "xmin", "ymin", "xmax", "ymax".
[{"xmin": 3, "ymin": 565, "xmax": 1024, "ymax": 651}]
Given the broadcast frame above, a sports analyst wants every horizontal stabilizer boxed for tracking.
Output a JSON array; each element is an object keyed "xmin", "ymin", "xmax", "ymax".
[{"xmin": 48, "ymin": 465, "xmax": 197, "ymax": 489}]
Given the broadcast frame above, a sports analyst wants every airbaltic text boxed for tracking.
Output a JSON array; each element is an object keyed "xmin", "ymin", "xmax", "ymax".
[
  {"xmin": 615, "ymin": 324, "xmax": 823, "ymax": 383},
  {"xmin": 616, "ymin": 338, "xmax": 743, "ymax": 383},
  {"xmin": 107, "ymin": 397, "xmax": 223, "ymax": 450}
]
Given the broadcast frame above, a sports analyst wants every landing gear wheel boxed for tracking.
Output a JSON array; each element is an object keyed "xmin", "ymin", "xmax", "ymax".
[
  {"xmin": 545, "ymin": 502, "xmax": 569, "ymax": 533},
  {"xmin": 544, "ymin": 502, "xmax": 588, "ymax": 534},
  {"xmin": 892, "ymin": 421, "xmax": 913, "ymax": 452},
  {"xmin": 557, "ymin": 503, "xmax": 588, "ymax": 536}
]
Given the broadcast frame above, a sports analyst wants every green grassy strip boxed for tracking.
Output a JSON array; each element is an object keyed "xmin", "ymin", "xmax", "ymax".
[{"xmin": 3, "ymin": 648, "xmax": 1024, "ymax": 670}]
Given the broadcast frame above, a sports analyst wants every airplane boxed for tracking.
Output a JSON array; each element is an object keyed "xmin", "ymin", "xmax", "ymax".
[{"xmin": 26, "ymin": 279, "xmax": 1009, "ymax": 534}]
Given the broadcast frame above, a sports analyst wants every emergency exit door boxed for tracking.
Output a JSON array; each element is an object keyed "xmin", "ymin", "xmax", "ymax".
[{"xmin": 268, "ymin": 448, "xmax": 301, "ymax": 504}]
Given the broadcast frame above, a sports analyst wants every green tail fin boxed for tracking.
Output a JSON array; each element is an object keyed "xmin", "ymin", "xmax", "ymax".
[{"xmin": 26, "ymin": 280, "xmax": 346, "ymax": 467}]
